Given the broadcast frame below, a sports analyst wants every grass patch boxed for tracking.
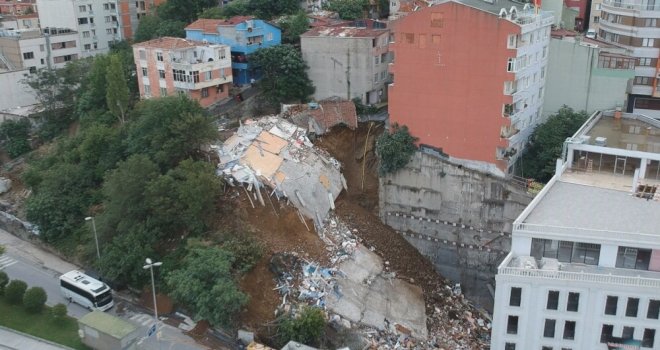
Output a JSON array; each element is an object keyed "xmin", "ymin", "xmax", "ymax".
[{"xmin": 0, "ymin": 297, "xmax": 89, "ymax": 350}]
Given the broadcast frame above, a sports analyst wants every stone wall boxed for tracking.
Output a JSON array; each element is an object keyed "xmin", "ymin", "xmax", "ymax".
[{"xmin": 379, "ymin": 151, "xmax": 533, "ymax": 310}]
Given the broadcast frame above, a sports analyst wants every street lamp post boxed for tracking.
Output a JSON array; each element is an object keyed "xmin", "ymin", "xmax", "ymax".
[
  {"xmin": 84, "ymin": 216, "xmax": 100, "ymax": 261},
  {"xmin": 143, "ymin": 258, "xmax": 162, "ymax": 342}
]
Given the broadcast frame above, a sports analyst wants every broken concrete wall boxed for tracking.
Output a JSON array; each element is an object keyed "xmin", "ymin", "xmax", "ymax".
[{"xmin": 379, "ymin": 151, "xmax": 533, "ymax": 310}]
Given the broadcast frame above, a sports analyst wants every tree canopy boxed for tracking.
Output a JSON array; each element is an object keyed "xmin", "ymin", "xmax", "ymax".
[
  {"xmin": 324, "ymin": 0, "xmax": 369, "ymax": 20},
  {"xmin": 376, "ymin": 124, "xmax": 418, "ymax": 175},
  {"xmin": 518, "ymin": 106, "xmax": 589, "ymax": 182},
  {"xmin": 165, "ymin": 241, "xmax": 248, "ymax": 327},
  {"xmin": 279, "ymin": 12, "xmax": 310, "ymax": 45},
  {"xmin": 156, "ymin": 0, "xmax": 218, "ymax": 23},
  {"xmin": 277, "ymin": 307, "xmax": 326, "ymax": 347},
  {"xmin": 134, "ymin": 15, "xmax": 186, "ymax": 43},
  {"xmin": 0, "ymin": 119, "xmax": 32, "ymax": 158},
  {"xmin": 198, "ymin": 0, "xmax": 300, "ymax": 19},
  {"xmin": 250, "ymin": 44, "xmax": 315, "ymax": 106},
  {"xmin": 106, "ymin": 54, "xmax": 130, "ymax": 124}
]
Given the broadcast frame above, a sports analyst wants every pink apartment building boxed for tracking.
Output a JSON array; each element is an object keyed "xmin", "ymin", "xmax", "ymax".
[{"xmin": 132, "ymin": 37, "xmax": 233, "ymax": 108}]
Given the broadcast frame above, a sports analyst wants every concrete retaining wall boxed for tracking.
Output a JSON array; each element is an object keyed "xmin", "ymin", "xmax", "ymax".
[{"xmin": 379, "ymin": 152, "xmax": 533, "ymax": 310}]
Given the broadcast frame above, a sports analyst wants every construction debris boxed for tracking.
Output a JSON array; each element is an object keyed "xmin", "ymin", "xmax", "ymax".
[
  {"xmin": 215, "ymin": 116, "xmax": 346, "ymax": 230},
  {"xmin": 282, "ymin": 98, "xmax": 358, "ymax": 136}
]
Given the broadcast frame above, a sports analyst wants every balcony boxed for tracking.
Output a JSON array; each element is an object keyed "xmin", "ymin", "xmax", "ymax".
[
  {"xmin": 498, "ymin": 253, "xmax": 660, "ymax": 289},
  {"xmin": 501, "ymin": 125, "xmax": 520, "ymax": 139},
  {"xmin": 173, "ymin": 75, "xmax": 232, "ymax": 90},
  {"xmin": 171, "ymin": 57, "xmax": 231, "ymax": 73}
]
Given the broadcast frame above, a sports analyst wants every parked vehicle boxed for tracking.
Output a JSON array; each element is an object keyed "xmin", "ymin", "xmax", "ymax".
[
  {"xmin": 586, "ymin": 29, "xmax": 597, "ymax": 39},
  {"xmin": 59, "ymin": 270, "xmax": 114, "ymax": 311}
]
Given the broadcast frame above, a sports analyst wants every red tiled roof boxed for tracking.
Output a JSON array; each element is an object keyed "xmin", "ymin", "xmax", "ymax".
[
  {"xmin": 309, "ymin": 100, "xmax": 358, "ymax": 131},
  {"xmin": 133, "ymin": 37, "xmax": 204, "ymax": 50},
  {"xmin": 221, "ymin": 16, "xmax": 255, "ymax": 25},
  {"xmin": 185, "ymin": 18, "xmax": 224, "ymax": 33}
]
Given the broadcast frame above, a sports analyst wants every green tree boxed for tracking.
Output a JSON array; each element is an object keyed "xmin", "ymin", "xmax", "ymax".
[
  {"xmin": 22, "ymin": 59, "xmax": 92, "ymax": 140},
  {"xmin": 165, "ymin": 242, "xmax": 248, "ymax": 327},
  {"xmin": 251, "ymin": 45, "xmax": 315, "ymax": 106},
  {"xmin": 23, "ymin": 287, "xmax": 48, "ymax": 313},
  {"xmin": 106, "ymin": 54, "xmax": 130, "ymax": 124},
  {"xmin": 518, "ymin": 106, "xmax": 589, "ymax": 182},
  {"xmin": 157, "ymin": 0, "xmax": 217, "ymax": 23},
  {"xmin": 324, "ymin": 0, "xmax": 369, "ymax": 20},
  {"xmin": 0, "ymin": 119, "xmax": 32, "ymax": 158},
  {"xmin": 77, "ymin": 55, "xmax": 110, "ymax": 116},
  {"xmin": 134, "ymin": 15, "xmax": 186, "ymax": 43},
  {"xmin": 375, "ymin": 123, "xmax": 417, "ymax": 175},
  {"xmin": 0, "ymin": 271, "xmax": 8, "ymax": 295},
  {"xmin": 50, "ymin": 303, "xmax": 68, "ymax": 322},
  {"xmin": 247, "ymin": 0, "xmax": 299, "ymax": 18},
  {"xmin": 5, "ymin": 280, "xmax": 27, "ymax": 304},
  {"xmin": 126, "ymin": 96, "xmax": 216, "ymax": 168},
  {"xmin": 280, "ymin": 12, "xmax": 310, "ymax": 45},
  {"xmin": 199, "ymin": 1, "xmax": 250, "ymax": 18},
  {"xmin": 277, "ymin": 307, "xmax": 326, "ymax": 347},
  {"xmin": 98, "ymin": 226, "xmax": 157, "ymax": 288}
]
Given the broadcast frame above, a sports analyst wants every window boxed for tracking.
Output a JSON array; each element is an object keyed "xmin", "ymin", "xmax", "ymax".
[
  {"xmin": 90, "ymin": 17, "xmax": 94, "ymax": 24},
  {"xmin": 374, "ymin": 73, "xmax": 378, "ymax": 82},
  {"xmin": 544, "ymin": 319, "xmax": 556, "ymax": 338},
  {"xmin": 93, "ymin": 42, "xmax": 98, "ymax": 49},
  {"xmin": 648, "ymin": 300, "xmax": 660, "ymax": 319},
  {"xmin": 635, "ymin": 76, "xmax": 652, "ymax": 85},
  {"xmin": 83, "ymin": 31, "xmax": 91, "ymax": 38},
  {"xmin": 172, "ymin": 69, "xmax": 186, "ymax": 82},
  {"xmin": 106, "ymin": 28, "xmax": 112, "ymax": 34},
  {"xmin": 505, "ymin": 343, "xmax": 515, "ymax": 350},
  {"xmin": 78, "ymin": 17, "xmax": 88, "ymax": 25},
  {"xmin": 507, "ymin": 58, "xmax": 516, "ymax": 72},
  {"xmin": 79, "ymin": 5, "xmax": 86, "ymax": 12},
  {"xmin": 572, "ymin": 242, "xmax": 600, "ymax": 264},
  {"xmin": 104, "ymin": 3, "xmax": 109, "ymax": 10},
  {"xmin": 531, "ymin": 239, "xmax": 600, "ymax": 264},
  {"xmin": 160, "ymin": 87, "xmax": 167, "ymax": 96},
  {"xmin": 139, "ymin": 50, "xmax": 146, "ymax": 60},
  {"xmin": 617, "ymin": 247, "xmax": 651, "ymax": 270},
  {"xmin": 507, "ymin": 316, "xmax": 518, "ymax": 334},
  {"xmin": 645, "ymin": 18, "xmax": 657, "ymax": 27},
  {"xmin": 432, "ymin": 34, "xmax": 441, "ymax": 45},
  {"xmin": 375, "ymin": 56, "xmax": 380, "ymax": 65},
  {"xmin": 563, "ymin": 321, "xmax": 576, "ymax": 340},
  {"xmin": 40, "ymin": 58, "xmax": 44, "ymax": 64},
  {"xmin": 626, "ymin": 298, "xmax": 640, "ymax": 317},
  {"xmin": 567, "ymin": 292, "xmax": 579, "ymax": 312},
  {"xmin": 192, "ymin": 71, "xmax": 199, "ymax": 83},
  {"xmin": 267, "ymin": 32, "xmax": 273, "ymax": 41},
  {"xmin": 141, "ymin": 67, "xmax": 147, "ymax": 77},
  {"xmin": 638, "ymin": 58, "xmax": 653, "ymax": 66},
  {"xmin": 542, "ymin": 347, "xmax": 552, "ymax": 350},
  {"xmin": 39, "ymin": 44, "xmax": 45, "ymax": 52},
  {"xmin": 430, "ymin": 12, "xmax": 443, "ymax": 27},
  {"xmin": 642, "ymin": 38, "xmax": 655, "ymax": 47},
  {"xmin": 605, "ymin": 296, "xmax": 618, "ymax": 315},
  {"xmin": 143, "ymin": 84, "xmax": 151, "ymax": 96},
  {"xmin": 594, "ymin": 16, "xmax": 599, "ymax": 23},
  {"xmin": 158, "ymin": 69, "xmax": 165, "ymax": 79},
  {"xmin": 404, "ymin": 33, "xmax": 414, "ymax": 44},
  {"xmin": 201, "ymin": 87, "xmax": 209, "ymax": 98},
  {"xmin": 547, "ymin": 291, "xmax": 559, "ymax": 310},
  {"xmin": 22, "ymin": 52, "xmax": 34, "ymax": 59},
  {"xmin": 84, "ymin": 44, "xmax": 91, "ymax": 50},
  {"xmin": 623, "ymin": 326, "xmax": 635, "ymax": 339},
  {"xmin": 205, "ymin": 71, "xmax": 212, "ymax": 80},
  {"xmin": 643, "ymin": 329, "xmax": 656, "ymax": 348},
  {"xmin": 509, "ymin": 287, "xmax": 522, "ymax": 307},
  {"xmin": 29, "ymin": 66, "xmax": 36, "ymax": 73},
  {"xmin": 156, "ymin": 52, "xmax": 163, "ymax": 61},
  {"xmin": 105, "ymin": 16, "xmax": 112, "ymax": 23},
  {"xmin": 601, "ymin": 324, "xmax": 614, "ymax": 343}
]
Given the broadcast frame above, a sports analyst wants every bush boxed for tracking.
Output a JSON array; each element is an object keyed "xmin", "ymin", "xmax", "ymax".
[
  {"xmin": 277, "ymin": 307, "xmax": 326, "ymax": 347},
  {"xmin": 50, "ymin": 303, "xmax": 68, "ymax": 322},
  {"xmin": 23, "ymin": 287, "xmax": 48, "ymax": 313},
  {"xmin": 375, "ymin": 123, "xmax": 418, "ymax": 175},
  {"xmin": 5, "ymin": 280, "xmax": 28, "ymax": 305},
  {"xmin": 0, "ymin": 271, "xmax": 8, "ymax": 295}
]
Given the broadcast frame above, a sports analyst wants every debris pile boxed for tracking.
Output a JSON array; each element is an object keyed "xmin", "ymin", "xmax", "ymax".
[
  {"xmin": 215, "ymin": 116, "xmax": 347, "ymax": 230},
  {"xmin": 282, "ymin": 99, "xmax": 358, "ymax": 136}
]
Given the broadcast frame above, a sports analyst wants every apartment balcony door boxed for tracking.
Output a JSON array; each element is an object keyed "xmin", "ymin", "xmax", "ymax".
[{"xmin": 614, "ymin": 156, "xmax": 627, "ymax": 175}]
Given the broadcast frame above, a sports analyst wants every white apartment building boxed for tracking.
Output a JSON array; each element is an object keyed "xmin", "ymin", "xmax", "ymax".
[
  {"xmin": 36, "ymin": 0, "xmax": 121, "ymax": 57},
  {"xmin": 0, "ymin": 27, "xmax": 81, "ymax": 71},
  {"xmin": 491, "ymin": 110, "xmax": 660, "ymax": 350}
]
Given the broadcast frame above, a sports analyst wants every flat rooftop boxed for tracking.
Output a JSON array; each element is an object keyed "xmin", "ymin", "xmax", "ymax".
[
  {"xmin": 585, "ymin": 115, "xmax": 660, "ymax": 153},
  {"xmin": 523, "ymin": 179, "xmax": 660, "ymax": 235}
]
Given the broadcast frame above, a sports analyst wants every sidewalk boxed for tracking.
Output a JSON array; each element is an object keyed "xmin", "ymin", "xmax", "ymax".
[
  {"xmin": 0, "ymin": 326, "xmax": 74, "ymax": 350},
  {"xmin": 0, "ymin": 228, "xmax": 79, "ymax": 276}
]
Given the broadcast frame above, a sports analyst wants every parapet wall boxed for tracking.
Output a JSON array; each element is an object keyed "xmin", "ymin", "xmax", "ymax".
[{"xmin": 379, "ymin": 151, "xmax": 533, "ymax": 309}]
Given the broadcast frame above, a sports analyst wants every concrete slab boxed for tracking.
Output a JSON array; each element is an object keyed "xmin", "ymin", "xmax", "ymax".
[{"xmin": 326, "ymin": 246, "xmax": 428, "ymax": 339}]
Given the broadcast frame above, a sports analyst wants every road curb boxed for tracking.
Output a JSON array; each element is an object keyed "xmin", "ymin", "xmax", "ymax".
[{"xmin": 0, "ymin": 325, "xmax": 77, "ymax": 350}]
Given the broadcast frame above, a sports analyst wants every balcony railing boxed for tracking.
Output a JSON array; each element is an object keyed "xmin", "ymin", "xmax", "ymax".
[
  {"xmin": 603, "ymin": 0, "xmax": 660, "ymax": 11},
  {"xmin": 513, "ymin": 222, "xmax": 660, "ymax": 246}
]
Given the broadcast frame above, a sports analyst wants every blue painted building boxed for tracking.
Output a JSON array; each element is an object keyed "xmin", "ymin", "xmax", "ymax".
[{"xmin": 185, "ymin": 16, "xmax": 281, "ymax": 85}]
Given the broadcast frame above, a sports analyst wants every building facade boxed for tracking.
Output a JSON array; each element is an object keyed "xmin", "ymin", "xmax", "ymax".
[
  {"xmin": 388, "ymin": 0, "xmax": 554, "ymax": 173},
  {"xmin": 133, "ymin": 37, "xmax": 233, "ymax": 108},
  {"xmin": 543, "ymin": 30, "xmax": 635, "ymax": 117},
  {"xmin": 491, "ymin": 110, "xmax": 660, "ymax": 350},
  {"xmin": 0, "ymin": 27, "xmax": 80, "ymax": 71},
  {"xmin": 0, "ymin": 14, "xmax": 40, "ymax": 30},
  {"xmin": 36, "ymin": 0, "xmax": 122, "ymax": 57},
  {"xmin": 0, "ymin": 1, "xmax": 37, "ymax": 15},
  {"xmin": 301, "ymin": 20, "xmax": 390, "ymax": 103},
  {"xmin": 597, "ymin": 0, "xmax": 660, "ymax": 117},
  {"xmin": 117, "ymin": 0, "xmax": 165, "ymax": 40},
  {"xmin": 185, "ymin": 17, "xmax": 281, "ymax": 86}
]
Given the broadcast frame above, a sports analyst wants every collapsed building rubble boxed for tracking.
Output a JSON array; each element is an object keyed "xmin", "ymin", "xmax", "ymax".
[
  {"xmin": 282, "ymin": 99, "xmax": 358, "ymax": 137},
  {"xmin": 215, "ymin": 116, "xmax": 347, "ymax": 230},
  {"xmin": 267, "ymin": 215, "xmax": 492, "ymax": 349}
]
